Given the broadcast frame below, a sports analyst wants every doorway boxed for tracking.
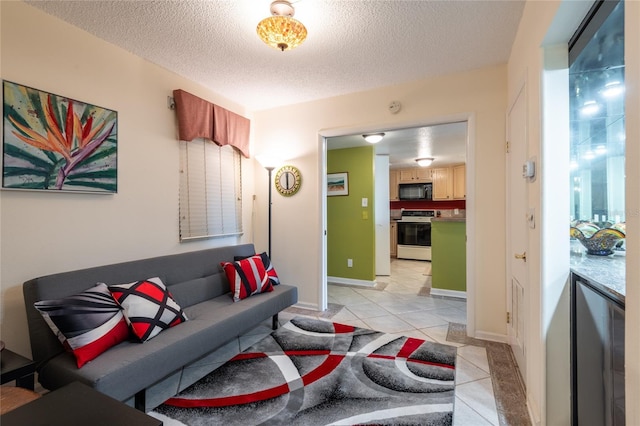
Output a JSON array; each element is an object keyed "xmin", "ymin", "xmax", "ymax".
[{"xmin": 320, "ymin": 115, "xmax": 476, "ymax": 334}]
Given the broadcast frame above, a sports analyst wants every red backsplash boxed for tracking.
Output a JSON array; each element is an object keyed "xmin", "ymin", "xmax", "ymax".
[{"xmin": 390, "ymin": 200, "xmax": 466, "ymax": 210}]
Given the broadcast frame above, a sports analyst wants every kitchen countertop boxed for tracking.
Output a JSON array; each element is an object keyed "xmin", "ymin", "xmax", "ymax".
[
  {"xmin": 570, "ymin": 240, "xmax": 625, "ymax": 304},
  {"xmin": 431, "ymin": 217, "xmax": 466, "ymax": 222}
]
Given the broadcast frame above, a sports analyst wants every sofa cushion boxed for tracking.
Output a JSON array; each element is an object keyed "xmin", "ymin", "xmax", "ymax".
[
  {"xmin": 108, "ymin": 277, "xmax": 187, "ymax": 342},
  {"xmin": 36, "ymin": 285, "xmax": 298, "ymax": 404},
  {"xmin": 221, "ymin": 255, "xmax": 273, "ymax": 302},
  {"xmin": 34, "ymin": 283, "xmax": 130, "ymax": 368}
]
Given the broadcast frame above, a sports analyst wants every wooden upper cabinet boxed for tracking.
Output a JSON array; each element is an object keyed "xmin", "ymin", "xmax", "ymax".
[
  {"xmin": 432, "ymin": 167, "xmax": 452, "ymax": 200},
  {"xmin": 433, "ymin": 164, "xmax": 466, "ymax": 200},
  {"xmin": 452, "ymin": 164, "xmax": 466, "ymax": 200},
  {"xmin": 398, "ymin": 167, "xmax": 432, "ymax": 183},
  {"xmin": 398, "ymin": 169, "xmax": 416, "ymax": 183},
  {"xmin": 415, "ymin": 168, "xmax": 432, "ymax": 182},
  {"xmin": 389, "ymin": 170, "xmax": 399, "ymax": 201}
]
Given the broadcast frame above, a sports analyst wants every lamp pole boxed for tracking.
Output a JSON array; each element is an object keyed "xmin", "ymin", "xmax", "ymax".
[{"xmin": 266, "ymin": 166, "xmax": 275, "ymax": 257}]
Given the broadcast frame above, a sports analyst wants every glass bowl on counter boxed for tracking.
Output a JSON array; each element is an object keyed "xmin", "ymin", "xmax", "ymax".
[{"xmin": 570, "ymin": 222, "xmax": 625, "ymax": 256}]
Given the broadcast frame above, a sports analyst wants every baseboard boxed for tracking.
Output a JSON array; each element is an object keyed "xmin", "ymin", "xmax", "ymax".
[
  {"xmin": 430, "ymin": 288, "xmax": 467, "ymax": 299},
  {"xmin": 527, "ymin": 396, "xmax": 541, "ymax": 426},
  {"xmin": 293, "ymin": 302, "xmax": 320, "ymax": 311},
  {"xmin": 473, "ymin": 330, "xmax": 509, "ymax": 344},
  {"xmin": 327, "ymin": 276, "xmax": 376, "ymax": 287}
]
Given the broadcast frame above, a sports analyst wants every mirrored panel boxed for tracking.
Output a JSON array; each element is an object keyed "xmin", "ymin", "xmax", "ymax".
[{"xmin": 569, "ymin": 1, "xmax": 625, "ymax": 228}]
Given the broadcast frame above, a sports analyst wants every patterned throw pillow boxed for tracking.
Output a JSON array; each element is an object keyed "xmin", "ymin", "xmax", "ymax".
[
  {"xmin": 221, "ymin": 255, "xmax": 274, "ymax": 302},
  {"xmin": 34, "ymin": 283, "xmax": 130, "ymax": 368},
  {"xmin": 107, "ymin": 277, "xmax": 187, "ymax": 342},
  {"xmin": 234, "ymin": 252, "xmax": 280, "ymax": 286}
]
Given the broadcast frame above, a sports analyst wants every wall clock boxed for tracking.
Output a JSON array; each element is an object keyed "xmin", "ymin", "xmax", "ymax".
[{"xmin": 274, "ymin": 165, "xmax": 302, "ymax": 196}]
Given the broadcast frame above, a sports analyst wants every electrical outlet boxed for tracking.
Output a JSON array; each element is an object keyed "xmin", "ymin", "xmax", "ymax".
[{"xmin": 347, "ymin": 259, "xmax": 353, "ymax": 268}]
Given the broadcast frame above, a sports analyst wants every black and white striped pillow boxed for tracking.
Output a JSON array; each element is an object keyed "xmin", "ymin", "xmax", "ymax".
[{"xmin": 34, "ymin": 283, "xmax": 130, "ymax": 368}]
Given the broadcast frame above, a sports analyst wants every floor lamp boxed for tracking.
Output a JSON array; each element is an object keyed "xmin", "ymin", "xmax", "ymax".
[{"xmin": 265, "ymin": 166, "xmax": 275, "ymax": 257}]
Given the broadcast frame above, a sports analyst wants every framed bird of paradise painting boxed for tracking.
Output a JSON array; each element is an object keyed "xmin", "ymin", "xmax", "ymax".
[{"xmin": 2, "ymin": 80, "xmax": 118, "ymax": 193}]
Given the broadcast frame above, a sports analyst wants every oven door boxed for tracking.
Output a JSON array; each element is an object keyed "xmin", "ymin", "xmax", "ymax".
[
  {"xmin": 397, "ymin": 222, "xmax": 431, "ymax": 246},
  {"xmin": 397, "ymin": 221, "xmax": 432, "ymax": 261}
]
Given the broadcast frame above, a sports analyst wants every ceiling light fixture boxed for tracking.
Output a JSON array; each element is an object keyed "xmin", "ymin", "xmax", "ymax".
[
  {"xmin": 601, "ymin": 81, "xmax": 624, "ymax": 98},
  {"xmin": 580, "ymin": 100, "xmax": 600, "ymax": 116},
  {"xmin": 416, "ymin": 158, "xmax": 434, "ymax": 167},
  {"xmin": 257, "ymin": 1, "xmax": 307, "ymax": 52},
  {"xmin": 362, "ymin": 133, "xmax": 385, "ymax": 144},
  {"xmin": 595, "ymin": 144, "xmax": 607, "ymax": 155}
]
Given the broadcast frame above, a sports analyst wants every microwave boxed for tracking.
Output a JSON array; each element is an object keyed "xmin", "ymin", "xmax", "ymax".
[{"xmin": 399, "ymin": 183, "xmax": 432, "ymax": 201}]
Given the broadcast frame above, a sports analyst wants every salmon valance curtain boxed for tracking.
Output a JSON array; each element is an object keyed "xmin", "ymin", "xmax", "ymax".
[{"xmin": 173, "ymin": 89, "xmax": 250, "ymax": 158}]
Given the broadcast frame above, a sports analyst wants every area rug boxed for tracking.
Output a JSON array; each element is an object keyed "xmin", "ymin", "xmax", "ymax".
[{"xmin": 152, "ymin": 317, "xmax": 457, "ymax": 426}]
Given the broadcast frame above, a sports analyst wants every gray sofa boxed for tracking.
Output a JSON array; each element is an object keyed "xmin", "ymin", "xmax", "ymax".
[{"xmin": 23, "ymin": 244, "xmax": 298, "ymax": 411}]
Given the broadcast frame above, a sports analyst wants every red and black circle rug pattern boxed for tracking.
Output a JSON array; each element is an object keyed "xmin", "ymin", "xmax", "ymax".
[{"xmin": 152, "ymin": 317, "xmax": 456, "ymax": 425}]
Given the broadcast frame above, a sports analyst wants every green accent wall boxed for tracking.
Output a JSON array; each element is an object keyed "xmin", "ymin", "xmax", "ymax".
[
  {"xmin": 431, "ymin": 221, "xmax": 466, "ymax": 292},
  {"xmin": 327, "ymin": 146, "xmax": 375, "ymax": 281}
]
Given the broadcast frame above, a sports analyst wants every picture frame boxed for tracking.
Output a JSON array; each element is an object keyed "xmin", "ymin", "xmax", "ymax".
[
  {"xmin": 2, "ymin": 80, "xmax": 118, "ymax": 194},
  {"xmin": 327, "ymin": 172, "xmax": 348, "ymax": 196}
]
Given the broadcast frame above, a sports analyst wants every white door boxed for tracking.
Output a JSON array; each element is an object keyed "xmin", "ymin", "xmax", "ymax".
[
  {"xmin": 507, "ymin": 82, "xmax": 528, "ymax": 373},
  {"xmin": 375, "ymin": 155, "xmax": 391, "ymax": 275}
]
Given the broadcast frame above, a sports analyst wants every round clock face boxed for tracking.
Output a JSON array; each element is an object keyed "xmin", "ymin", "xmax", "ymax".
[{"xmin": 275, "ymin": 165, "xmax": 302, "ymax": 196}]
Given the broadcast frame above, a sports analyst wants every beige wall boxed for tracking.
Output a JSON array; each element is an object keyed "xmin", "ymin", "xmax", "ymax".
[
  {"xmin": 624, "ymin": 2, "xmax": 640, "ymax": 424},
  {"xmin": 0, "ymin": 2, "xmax": 256, "ymax": 356},
  {"xmin": 252, "ymin": 65, "xmax": 508, "ymax": 333},
  {"xmin": 508, "ymin": 0, "xmax": 640, "ymax": 424}
]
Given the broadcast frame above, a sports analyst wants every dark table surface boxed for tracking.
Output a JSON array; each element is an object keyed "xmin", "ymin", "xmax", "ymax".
[
  {"xmin": 0, "ymin": 347, "xmax": 36, "ymax": 389},
  {"xmin": 0, "ymin": 381, "xmax": 162, "ymax": 426}
]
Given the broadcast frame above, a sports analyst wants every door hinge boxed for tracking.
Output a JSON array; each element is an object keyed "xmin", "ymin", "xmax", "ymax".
[
  {"xmin": 506, "ymin": 141, "xmax": 510, "ymax": 154},
  {"xmin": 507, "ymin": 312, "xmax": 511, "ymax": 324}
]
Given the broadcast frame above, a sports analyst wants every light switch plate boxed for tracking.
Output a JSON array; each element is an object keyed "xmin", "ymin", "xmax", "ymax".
[{"xmin": 362, "ymin": 198, "xmax": 368, "ymax": 207}]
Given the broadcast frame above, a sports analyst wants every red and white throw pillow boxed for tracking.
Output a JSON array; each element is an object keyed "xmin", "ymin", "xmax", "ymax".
[
  {"xmin": 107, "ymin": 277, "xmax": 187, "ymax": 342},
  {"xmin": 235, "ymin": 252, "xmax": 280, "ymax": 286},
  {"xmin": 34, "ymin": 283, "xmax": 130, "ymax": 368},
  {"xmin": 221, "ymin": 255, "xmax": 274, "ymax": 302}
]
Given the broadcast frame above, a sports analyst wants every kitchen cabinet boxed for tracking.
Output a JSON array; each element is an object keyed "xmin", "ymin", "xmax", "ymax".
[
  {"xmin": 398, "ymin": 168, "xmax": 432, "ymax": 183},
  {"xmin": 433, "ymin": 164, "xmax": 466, "ymax": 200},
  {"xmin": 452, "ymin": 164, "xmax": 466, "ymax": 199},
  {"xmin": 431, "ymin": 219, "xmax": 466, "ymax": 293},
  {"xmin": 389, "ymin": 170, "xmax": 399, "ymax": 201},
  {"xmin": 432, "ymin": 167, "xmax": 452, "ymax": 200},
  {"xmin": 390, "ymin": 221, "xmax": 397, "ymax": 257}
]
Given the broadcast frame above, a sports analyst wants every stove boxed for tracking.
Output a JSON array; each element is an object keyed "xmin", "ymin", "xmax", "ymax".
[
  {"xmin": 398, "ymin": 209, "xmax": 436, "ymax": 222},
  {"xmin": 396, "ymin": 210, "xmax": 435, "ymax": 261}
]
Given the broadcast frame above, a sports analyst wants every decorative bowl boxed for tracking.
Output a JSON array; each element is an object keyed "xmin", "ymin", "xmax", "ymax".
[
  {"xmin": 570, "ymin": 226, "xmax": 625, "ymax": 256},
  {"xmin": 571, "ymin": 221, "xmax": 600, "ymax": 238}
]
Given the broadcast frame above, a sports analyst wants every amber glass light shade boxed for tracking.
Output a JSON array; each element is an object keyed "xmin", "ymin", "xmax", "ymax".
[{"xmin": 256, "ymin": 16, "xmax": 307, "ymax": 51}]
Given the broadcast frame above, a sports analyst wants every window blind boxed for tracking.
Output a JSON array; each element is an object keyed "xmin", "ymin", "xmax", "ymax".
[{"xmin": 179, "ymin": 138, "xmax": 242, "ymax": 241}]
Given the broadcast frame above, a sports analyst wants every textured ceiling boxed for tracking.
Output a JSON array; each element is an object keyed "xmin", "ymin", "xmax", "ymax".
[
  {"xmin": 328, "ymin": 122, "xmax": 468, "ymax": 169},
  {"xmin": 26, "ymin": 0, "xmax": 525, "ymax": 112}
]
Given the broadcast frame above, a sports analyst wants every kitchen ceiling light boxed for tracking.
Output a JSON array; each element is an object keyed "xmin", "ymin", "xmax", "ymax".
[
  {"xmin": 257, "ymin": 1, "xmax": 307, "ymax": 52},
  {"xmin": 416, "ymin": 158, "xmax": 434, "ymax": 167},
  {"xmin": 363, "ymin": 133, "xmax": 385, "ymax": 144}
]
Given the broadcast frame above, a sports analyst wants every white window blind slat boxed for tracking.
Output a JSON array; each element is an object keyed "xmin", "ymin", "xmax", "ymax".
[{"xmin": 179, "ymin": 139, "xmax": 242, "ymax": 241}]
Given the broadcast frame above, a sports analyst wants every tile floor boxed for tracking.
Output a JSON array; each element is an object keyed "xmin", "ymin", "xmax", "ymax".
[{"xmin": 279, "ymin": 258, "xmax": 525, "ymax": 426}]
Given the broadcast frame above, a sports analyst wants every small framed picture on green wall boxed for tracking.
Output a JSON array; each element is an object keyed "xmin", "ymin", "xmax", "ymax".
[{"xmin": 327, "ymin": 172, "xmax": 348, "ymax": 196}]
